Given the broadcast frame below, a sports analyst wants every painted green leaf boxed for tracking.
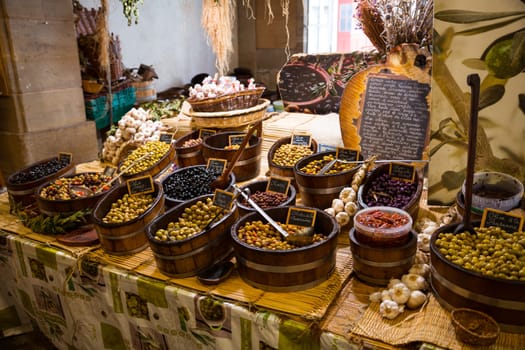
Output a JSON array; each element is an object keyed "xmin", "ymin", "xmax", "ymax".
[
  {"xmin": 435, "ymin": 10, "xmax": 525, "ymax": 23},
  {"xmin": 441, "ymin": 170, "xmax": 465, "ymax": 190},
  {"xmin": 456, "ymin": 15, "xmax": 525, "ymax": 36},
  {"xmin": 479, "ymin": 85, "xmax": 505, "ymax": 110},
  {"xmin": 462, "ymin": 58, "xmax": 487, "ymax": 70}
]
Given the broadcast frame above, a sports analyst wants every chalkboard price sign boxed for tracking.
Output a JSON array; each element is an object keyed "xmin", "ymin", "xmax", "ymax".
[
  {"xmin": 481, "ymin": 208, "xmax": 524, "ymax": 233},
  {"xmin": 229, "ymin": 134, "xmax": 245, "ymax": 146},
  {"xmin": 291, "ymin": 133, "xmax": 312, "ymax": 147},
  {"xmin": 103, "ymin": 166, "xmax": 116, "ymax": 178},
  {"xmin": 159, "ymin": 133, "xmax": 174, "ymax": 144},
  {"xmin": 336, "ymin": 147, "xmax": 360, "ymax": 161},
  {"xmin": 59, "ymin": 152, "xmax": 73, "ymax": 164},
  {"xmin": 212, "ymin": 189, "xmax": 235, "ymax": 210},
  {"xmin": 206, "ymin": 158, "xmax": 227, "ymax": 175},
  {"xmin": 389, "ymin": 162, "xmax": 416, "ymax": 182},
  {"xmin": 127, "ymin": 175, "xmax": 155, "ymax": 195},
  {"xmin": 266, "ymin": 176, "xmax": 290, "ymax": 194},
  {"xmin": 286, "ymin": 207, "xmax": 317, "ymax": 227},
  {"xmin": 199, "ymin": 129, "xmax": 216, "ymax": 139}
]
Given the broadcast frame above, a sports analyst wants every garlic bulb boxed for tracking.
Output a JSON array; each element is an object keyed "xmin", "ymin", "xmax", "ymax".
[
  {"xmin": 417, "ymin": 233, "xmax": 431, "ymax": 252},
  {"xmin": 409, "ymin": 263, "xmax": 430, "ymax": 278},
  {"xmin": 339, "ymin": 187, "xmax": 356, "ymax": 204},
  {"xmin": 344, "ymin": 201, "xmax": 358, "ymax": 216},
  {"xmin": 331, "ymin": 198, "xmax": 345, "ymax": 213},
  {"xmin": 414, "ymin": 250, "xmax": 429, "ymax": 264},
  {"xmin": 335, "ymin": 211, "xmax": 350, "ymax": 226},
  {"xmin": 379, "ymin": 300, "xmax": 403, "ymax": 320},
  {"xmin": 381, "ymin": 289, "xmax": 392, "ymax": 301},
  {"xmin": 324, "ymin": 207, "xmax": 336, "ymax": 216},
  {"xmin": 387, "ymin": 278, "xmax": 402, "ymax": 289},
  {"xmin": 402, "ymin": 273, "xmax": 428, "ymax": 291},
  {"xmin": 406, "ymin": 290, "xmax": 427, "ymax": 309},
  {"xmin": 389, "ymin": 283, "xmax": 411, "ymax": 304},
  {"xmin": 369, "ymin": 291, "xmax": 382, "ymax": 303}
]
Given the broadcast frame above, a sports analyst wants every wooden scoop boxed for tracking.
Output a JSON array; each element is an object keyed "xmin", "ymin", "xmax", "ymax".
[
  {"xmin": 454, "ymin": 73, "xmax": 480, "ymax": 235},
  {"xmin": 210, "ymin": 120, "xmax": 263, "ymax": 189}
]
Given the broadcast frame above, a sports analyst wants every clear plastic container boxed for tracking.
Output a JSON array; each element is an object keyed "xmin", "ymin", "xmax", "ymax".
[{"xmin": 353, "ymin": 206, "xmax": 413, "ymax": 247}]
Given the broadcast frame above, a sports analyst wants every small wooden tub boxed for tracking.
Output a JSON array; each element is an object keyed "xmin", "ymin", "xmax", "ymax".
[
  {"xmin": 293, "ymin": 151, "xmax": 361, "ymax": 210},
  {"xmin": 267, "ymin": 136, "xmax": 318, "ymax": 187},
  {"xmin": 231, "ymin": 206, "xmax": 339, "ymax": 291},
  {"xmin": 146, "ymin": 194, "xmax": 239, "ymax": 277},
  {"xmin": 92, "ymin": 182, "xmax": 164, "ymax": 255},
  {"xmin": 174, "ymin": 129, "xmax": 205, "ymax": 168},
  {"xmin": 236, "ymin": 179, "xmax": 296, "ymax": 217},
  {"xmin": 120, "ymin": 143, "xmax": 176, "ymax": 182},
  {"xmin": 430, "ymin": 222, "xmax": 525, "ymax": 333},
  {"xmin": 202, "ymin": 130, "xmax": 262, "ymax": 182},
  {"xmin": 357, "ymin": 163, "xmax": 423, "ymax": 221},
  {"xmin": 349, "ymin": 228, "xmax": 417, "ymax": 286},
  {"xmin": 6, "ymin": 157, "xmax": 75, "ymax": 210}
]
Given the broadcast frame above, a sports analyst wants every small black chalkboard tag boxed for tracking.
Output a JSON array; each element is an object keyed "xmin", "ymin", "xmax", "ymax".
[
  {"xmin": 229, "ymin": 134, "xmax": 245, "ymax": 146},
  {"xmin": 159, "ymin": 133, "xmax": 174, "ymax": 144},
  {"xmin": 389, "ymin": 162, "xmax": 416, "ymax": 182},
  {"xmin": 127, "ymin": 175, "xmax": 155, "ymax": 195},
  {"xmin": 212, "ymin": 189, "xmax": 235, "ymax": 210},
  {"xmin": 103, "ymin": 166, "xmax": 116, "ymax": 178},
  {"xmin": 286, "ymin": 207, "xmax": 317, "ymax": 227},
  {"xmin": 336, "ymin": 147, "xmax": 360, "ymax": 162},
  {"xmin": 199, "ymin": 129, "xmax": 216, "ymax": 139},
  {"xmin": 318, "ymin": 144, "xmax": 335, "ymax": 152},
  {"xmin": 59, "ymin": 152, "xmax": 73, "ymax": 164},
  {"xmin": 206, "ymin": 158, "xmax": 227, "ymax": 175},
  {"xmin": 290, "ymin": 133, "xmax": 312, "ymax": 147},
  {"xmin": 266, "ymin": 176, "xmax": 290, "ymax": 194},
  {"xmin": 481, "ymin": 208, "xmax": 524, "ymax": 233}
]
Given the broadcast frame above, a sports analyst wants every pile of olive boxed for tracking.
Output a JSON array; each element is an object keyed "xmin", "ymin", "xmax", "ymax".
[
  {"xmin": 39, "ymin": 173, "xmax": 112, "ymax": 200},
  {"xmin": 241, "ymin": 191, "xmax": 288, "ymax": 209},
  {"xmin": 121, "ymin": 141, "xmax": 170, "ymax": 175},
  {"xmin": 237, "ymin": 220, "xmax": 325, "ymax": 250},
  {"xmin": 300, "ymin": 154, "xmax": 356, "ymax": 175},
  {"xmin": 163, "ymin": 167, "xmax": 219, "ymax": 201},
  {"xmin": 102, "ymin": 193, "xmax": 155, "ymax": 224},
  {"xmin": 10, "ymin": 158, "xmax": 69, "ymax": 184},
  {"xmin": 363, "ymin": 173, "xmax": 418, "ymax": 208},
  {"xmin": 181, "ymin": 138, "xmax": 202, "ymax": 148},
  {"xmin": 272, "ymin": 144, "xmax": 313, "ymax": 167},
  {"xmin": 153, "ymin": 198, "xmax": 226, "ymax": 241},
  {"xmin": 199, "ymin": 297, "xmax": 224, "ymax": 321},
  {"xmin": 436, "ymin": 227, "xmax": 525, "ymax": 281}
]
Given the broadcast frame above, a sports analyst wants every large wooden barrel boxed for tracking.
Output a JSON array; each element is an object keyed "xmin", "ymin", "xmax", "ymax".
[
  {"xmin": 236, "ymin": 179, "xmax": 296, "ymax": 217},
  {"xmin": 202, "ymin": 130, "xmax": 262, "ymax": 182},
  {"xmin": 174, "ymin": 129, "xmax": 205, "ymax": 168},
  {"xmin": 132, "ymin": 80, "xmax": 156, "ymax": 104},
  {"xmin": 146, "ymin": 194, "xmax": 239, "ymax": 277},
  {"xmin": 357, "ymin": 163, "xmax": 423, "ymax": 221},
  {"xmin": 293, "ymin": 151, "xmax": 361, "ymax": 209},
  {"xmin": 267, "ymin": 136, "xmax": 318, "ymax": 188},
  {"xmin": 120, "ymin": 143, "xmax": 175, "ymax": 182},
  {"xmin": 349, "ymin": 228, "xmax": 417, "ymax": 286},
  {"xmin": 231, "ymin": 206, "xmax": 339, "ymax": 291},
  {"xmin": 430, "ymin": 222, "xmax": 525, "ymax": 333},
  {"xmin": 92, "ymin": 181, "xmax": 164, "ymax": 255},
  {"xmin": 6, "ymin": 157, "xmax": 75, "ymax": 210}
]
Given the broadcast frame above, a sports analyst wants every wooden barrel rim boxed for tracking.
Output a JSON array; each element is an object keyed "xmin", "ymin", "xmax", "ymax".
[
  {"xmin": 6, "ymin": 157, "xmax": 75, "ymax": 191},
  {"xmin": 121, "ymin": 143, "xmax": 175, "ymax": 179},
  {"xmin": 236, "ymin": 180, "xmax": 296, "ymax": 213},
  {"xmin": 176, "ymin": 149, "xmax": 201, "ymax": 158},
  {"xmin": 151, "ymin": 229, "xmax": 228, "ymax": 260},
  {"xmin": 267, "ymin": 137, "xmax": 318, "ymax": 171}
]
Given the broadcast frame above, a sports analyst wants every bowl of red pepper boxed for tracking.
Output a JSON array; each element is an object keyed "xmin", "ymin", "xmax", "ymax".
[{"xmin": 353, "ymin": 206, "xmax": 413, "ymax": 247}]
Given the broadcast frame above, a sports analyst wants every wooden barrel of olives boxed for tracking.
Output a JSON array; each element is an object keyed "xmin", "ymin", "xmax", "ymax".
[
  {"xmin": 120, "ymin": 142, "xmax": 176, "ymax": 182},
  {"xmin": 267, "ymin": 136, "xmax": 318, "ymax": 187},
  {"xmin": 6, "ymin": 157, "xmax": 75, "ymax": 210},
  {"xmin": 35, "ymin": 172, "xmax": 114, "ymax": 218},
  {"xmin": 174, "ymin": 129, "xmax": 205, "ymax": 168},
  {"xmin": 92, "ymin": 181, "xmax": 164, "ymax": 255},
  {"xmin": 231, "ymin": 206, "xmax": 339, "ymax": 291},
  {"xmin": 236, "ymin": 179, "xmax": 296, "ymax": 217},
  {"xmin": 146, "ymin": 194, "xmax": 239, "ymax": 277},
  {"xmin": 293, "ymin": 151, "xmax": 361, "ymax": 210},
  {"xmin": 357, "ymin": 163, "xmax": 424, "ymax": 221},
  {"xmin": 201, "ymin": 130, "xmax": 262, "ymax": 182},
  {"xmin": 430, "ymin": 222, "xmax": 525, "ymax": 333},
  {"xmin": 349, "ymin": 228, "xmax": 417, "ymax": 286}
]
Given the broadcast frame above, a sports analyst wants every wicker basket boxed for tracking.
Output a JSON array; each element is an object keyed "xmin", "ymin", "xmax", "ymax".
[
  {"xmin": 451, "ymin": 308, "xmax": 499, "ymax": 346},
  {"xmin": 186, "ymin": 99, "xmax": 270, "ymax": 129},
  {"xmin": 187, "ymin": 87, "xmax": 265, "ymax": 112}
]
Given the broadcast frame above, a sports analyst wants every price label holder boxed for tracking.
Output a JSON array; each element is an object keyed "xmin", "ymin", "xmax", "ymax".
[
  {"xmin": 229, "ymin": 134, "xmax": 245, "ymax": 147},
  {"xmin": 317, "ymin": 144, "xmax": 335, "ymax": 152},
  {"xmin": 159, "ymin": 133, "xmax": 174, "ymax": 144},
  {"xmin": 206, "ymin": 158, "xmax": 227, "ymax": 176},
  {"xmin": 291, "ymin": 133, "xmax": 312, "ymax": 147},
  {"xmin": 286, "ymin": 207, "xmax": 317, "ymax": 227},
  {"xmin": 336, "ymin": 147, "xmax": 360, "ymax": 162},
  {"xmin": 266, "ymin": 176, "xmax": 290, "ymax": 194},
  {"xmin": 389, "ymin": 162, "xmax": 416, "ymax": 182},
  {"xmin": 212, "ymin": 189, "xmax": 235, "ymax": 210},
  {"xmin": 59, "ymin": 152, "xmax": 73, "ymax": 164},
  {"xmin": 127, "ymin": 175, "xmax": 155, "ymax": 196},
  {"xmin": 103, "ymin": 166, "xmax": 116, "ymax": 178},
  {"xmin": 199, "ymin": 129, "xmax": 216, "ymax": 139},
  {"xmin": 480, "ymin": 208, "xmax": 524, "ymax": 233}
]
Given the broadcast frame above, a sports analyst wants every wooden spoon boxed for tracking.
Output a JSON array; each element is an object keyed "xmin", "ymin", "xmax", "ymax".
[
  {"xmin": 210, "ymin": 120, "xmax": 263, "ymax": 189},
  {"xmin": 454, "ymin": 74, "xmax": 480, "ymax": 235}
]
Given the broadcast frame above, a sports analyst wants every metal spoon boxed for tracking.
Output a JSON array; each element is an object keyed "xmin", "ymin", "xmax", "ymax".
[{"xmin": 233, "ymin": 184, "xmax": 314, "ymax": 246}]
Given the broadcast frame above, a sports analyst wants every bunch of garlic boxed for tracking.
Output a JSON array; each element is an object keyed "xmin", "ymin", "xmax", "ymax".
[
  {"xmin": 189, "ymin": 75, "xmax": 256, "ymax": 100},
  {"xmin": 369, "ymin": 263, "xmax": 430, "ymax": 320},
  {"xmin": 101, "ymin": 108, "xmax": 166, "ymax": 165}
]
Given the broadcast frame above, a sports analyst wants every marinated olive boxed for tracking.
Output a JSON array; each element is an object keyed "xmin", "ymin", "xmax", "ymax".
[
  {"xmin": 272, "ymin": 144, "xmax": 313, "ymax": 167},
  {"xmin": 102, "ymin": 193, "xmax": 155, "ymax": 224},
  {"xmin": 121, "ymin": 141, "xmax": 170, "ymax": 175}
]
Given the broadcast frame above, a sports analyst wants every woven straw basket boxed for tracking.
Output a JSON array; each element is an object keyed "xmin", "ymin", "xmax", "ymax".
[
  {"xmin": 186, "ymin": 99, "xmax": 270, "ymax": 129},
  {"xmin": 187, "ymin": 87, "xmax": 265, "ymax": 112},
  {"xmin": 451, "ymin": 308, "xmax": 499, "ymax": 346}
]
